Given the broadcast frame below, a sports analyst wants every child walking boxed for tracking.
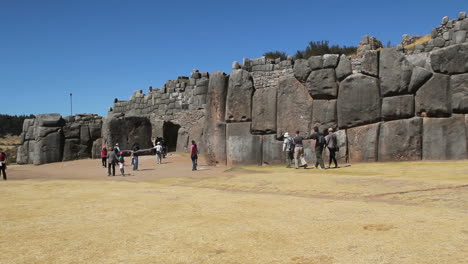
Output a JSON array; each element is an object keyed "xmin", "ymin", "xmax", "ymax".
[{"xmin": 118, "ymin": 152, "xmax": 125, "ymax": 176}]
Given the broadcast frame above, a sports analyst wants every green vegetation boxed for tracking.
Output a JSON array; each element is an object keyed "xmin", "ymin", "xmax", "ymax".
[
  {"xmin": 295, "ymin": 40, "xmax": 357, "ymax": 59},
  {"xmin": 263, "ymin": 51, "xmax": 287, "ymax": 60},
  {"xmin": 0, "ymin": 114, "xmax": 35, "ymax": 137}
]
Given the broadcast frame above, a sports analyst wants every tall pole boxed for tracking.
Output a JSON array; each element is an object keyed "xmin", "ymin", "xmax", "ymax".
[{"xmin": 70, "ymin": 93, "xmax": 73, "ymax": 116}]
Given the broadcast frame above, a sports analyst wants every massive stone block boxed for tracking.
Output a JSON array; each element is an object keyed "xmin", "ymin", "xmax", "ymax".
[
  {"xmin": 252, "ymin": 86, "xmax": 277, "ymax": 133},
  {"xmin": 382, "ymin": 95, "xmax": 414, "ymax": 121},
  {"xmin": 262, "ymin": 135, "xmax": 283, "ymax": 165},
  {"xmin": 306, "ymin": 69, "xmax": 338, "ymax": 99},
  {"xmin": 337, "ymin": 74, "xmax": 381, "ymax": 128},
  {"xmin": 308, "ymin": 56, "xmax": 323, "ymax": 70},
  {"xmin": 422, "ymin": 115, "xmax": 467, "ymax": 160},
  {"xmin": 335, "ymin": 55, "xmax": 352, "ymax": 81},
  {"xmin": 16, "ymin": 142, "xmax": 29, "ymax": 164},
  {"xmin": 408, "ymin": 66, "xmax": 432, "ymax": 93},
  {"xmin": 415, "ymin": 73, "xmax": 451, "ymax": 117},
  {"xmin": 276, "ymin": 75, "xmax": 313, "ymax": 137},
  {"xmin": 204, "ymin": 71, "xmax": 228, "ymax": 165},
  {"xmin": 378, "ymin": 117, "xmax": 422, "ymax": 162},
  {"xmin": 63, "ymin": 138, "xmax": 89, "ymax": 161},
  {"xmin": 293, "ymin": 59, "xmax": 311, "ymax": 82},
  {"xmin": 176, "ymin": 129, "xmax": 189, "ymax": 153},
  {"xmin": 226, "ymin": 122, "xmax": 262, "ymax": 166},
  {"xmin": 451, "ymin": 73, "xmax": 468, "ymax": 113},
  {"xmin": 312, "ymin": 100, "xmax": 336, "ymax": 132},
  {"xmin": 63, "ymin": 123, "xmax": 80, "ymax": 139},
  {"xmin": 347, "ymin": 123, "xmax": 380, "ymax": 163},
  {"xmin": 91, "ymin": 138, "xmax": 103, "ymax": 159},
  {"xmin": 379, "ymin": 48, "xmax": 412, "ymax": 96},
  {"xmin": 430, "ymin": 43, "xmax": 468, "ymax": 74},
  {"xmin": 105, "ymin": 116, "xmax": 153, "ymax": 150},
  {"xmin": 225, "ymin": 69, "xmax": 254, "ymax": 122},
  {"xmin": 322, "ymin": 54, "xmax": 339, "ymax": 68},
  {"xmin": 36, "ymin": 113, "xmax": 63, "ymax": 127},
  {"xmin": 361, "ymin": 50, "xmax": 379, "ymax": 77},
  {"xmin": 33, "ymin": 130, "xmax": 64, "ymax": 165},
  {"xmin": 80, "ymin": 125, "xmax": 91, "ymax": 145}
]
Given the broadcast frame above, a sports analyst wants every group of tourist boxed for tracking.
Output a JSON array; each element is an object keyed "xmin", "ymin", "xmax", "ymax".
[
  {"xmin": 283, "ymin": 127, "xmax": 339, "ymax": 169},
  {"xmin": 99, "ymin": 138, "xmax": 200, "ymax": 175}
]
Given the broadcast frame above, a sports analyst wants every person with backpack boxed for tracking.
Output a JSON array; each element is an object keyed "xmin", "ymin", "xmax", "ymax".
[
  {"xmin": 293, "ymin": 131, "xmax": 308, "ymax": 169},
  {"xmin": 325, "ymin": 127, "xmax": 339, "ymax": 168},
  {"xmin": 154, "ymin": 142, "xmax": 163, "ymax": 164},
  {"xmin": 282, "ymin": 132, "xmax": 294, "ymax": 168},
  {"xmin": 310, "ymin": 127, "xmax": 325, "ymax": 169},
  {"xmin": 190, "ymin": 140, "xmax": 199, "ymax": 171},
  {"xmin": 0, "ymin": 148, "xmax": 7, "ymax": 180}
]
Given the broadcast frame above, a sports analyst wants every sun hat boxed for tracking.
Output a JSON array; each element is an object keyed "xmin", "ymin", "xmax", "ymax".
[{"xmin": 284, "ymin": 132, "xmax": 290, "ymax": 137}]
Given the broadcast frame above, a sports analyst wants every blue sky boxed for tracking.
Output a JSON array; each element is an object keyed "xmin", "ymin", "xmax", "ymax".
[{"xmin": 1, "ymin": 0, "xmax": 466, "ymax": 117}]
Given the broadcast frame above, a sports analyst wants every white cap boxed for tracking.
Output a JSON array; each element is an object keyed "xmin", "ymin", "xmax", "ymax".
[{"xmin": 284, "ymin": 132, "xmax": 290, "ymax": 137}]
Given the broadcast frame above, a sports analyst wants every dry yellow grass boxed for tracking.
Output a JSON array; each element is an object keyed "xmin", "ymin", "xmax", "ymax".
[
  {"xmin": 0, "ymin": 157, "xmax": 467, "ymax": 264},
  {"xmin": 404, "ymin": 34, "xmax": 431, "ymax": 50}
]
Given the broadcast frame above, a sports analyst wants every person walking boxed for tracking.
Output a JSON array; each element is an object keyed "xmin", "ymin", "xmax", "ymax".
[
  {"xmin": 118, "ymin": 152, "xmax": 125, "ymax": 176},
  {"xmin": 190, "ymin": 140, "xmax": 199, "ymax": 171},
  {"xmin": 0, "ymin": 148, "xmax": 7, "ymax": 180},
  {"xmin": 101, "ymin": 146, "xmax": 108, "ymax": 168},
  {"xmin": 325, "ymin": 127, "xmax": 339, "ymax": 168},
  {"xmin": 132, "ymin": 144, "xmax": 140, "ymax": 171},
  {"xmin": 310, "ymin": 127, "xmax": 326, "ymax": 169},
  {"xmin": 154, "ymin": 142, "xmax": 163, "ymax": 164},
  {"xmin": 293, "ymin": 131, "xmax": 308, "ymax": 169},
  {"xmin": 107, "ymin": 147, "xmax": 118, "ymax": 176},
  {"xmin": 282, "ymin": 132, "xmax": 294, "ymax": 168}
]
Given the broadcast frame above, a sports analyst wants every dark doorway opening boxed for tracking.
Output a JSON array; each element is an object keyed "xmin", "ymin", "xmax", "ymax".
[{"xmin": 163, "ymin": 121, "xmax": 180, "ymax": 152}]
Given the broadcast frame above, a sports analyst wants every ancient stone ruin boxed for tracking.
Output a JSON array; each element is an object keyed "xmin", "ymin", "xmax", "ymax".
[{"xmin": 17, "ymin": 12, "xmax": 468, "ymax": 166}]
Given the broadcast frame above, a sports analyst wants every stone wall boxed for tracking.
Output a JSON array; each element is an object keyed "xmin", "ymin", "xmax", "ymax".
[
  {"xmin": 17, "ymin": 114, "xmax": 103, "ymax": 165},
  {"xmin": 17, "ymin": 12, "xmax": 468, "ymax": 166}
]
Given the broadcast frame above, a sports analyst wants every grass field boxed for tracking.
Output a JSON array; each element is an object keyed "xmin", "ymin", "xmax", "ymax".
[
  {"xmin": 0, "ymin": 156, "xmax": 467, "ymax": 264},
  {"xmin": 0, "ymin": 136, "xmax": 20, "ymax": 163}
]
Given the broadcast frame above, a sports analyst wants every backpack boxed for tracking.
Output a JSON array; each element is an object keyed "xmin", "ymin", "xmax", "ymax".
[
  {"xmin": 286, "ymin": 138, "xmax": 294, "ymax": 152},
  {"xmin": 317, "ymin": 134, "xmax": 326, "ymax": 148}
]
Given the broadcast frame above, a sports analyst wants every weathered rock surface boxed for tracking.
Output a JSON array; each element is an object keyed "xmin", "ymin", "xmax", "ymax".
[
  {"xmin": 308, "ymin": 56, "xmax": 323, "ymax": 70},
  {"xmin": 252, "ymin": 86, "xmax": 277, "ymax": 134},
  {"xmin": 408, "ymin": 66, "xmax": 433, "ymax": 93},
  {"xmin": 415, "ymin": 73, "xmax": 451, "ymax": 117},
  {"xmin": 430, "ymin": 43, "xmax": 468, "ymax": 74},
  {"xmin": 335, "ymin": 55, "xmax": 352, "ymax": 81},
  {"xmin": 262, "ymin": 135, "xmax": 283, "ymax": 165},
  {"xmin": 306, "ymin": 69, "xmax": 338, "ymax": 99},
  {"xmin": 322, "ymin": 54, "xmax": 339, "ymax": 68},
  {"xmin": 379, "ymin": 48, "xmax": 412, "ymax": 96},
  {"xmin": 203, "ymin": 71, "xmax": 228, "ymax": 165},
  {"xmin": 347, "ymin": 123, "xmax": 380, "ymax": 163},
  {"xmin": 276, "ymin": 75, "xmax": 313, "ymax": 137},
  {"xmin": 312, "ymin": 100, "xmax": 336, "ymax": 132},
  {"xmin": 450, "ymin": 73, "xmax": 468, "ymax": 113},
  {"xmin": 293, "ymin": 59, "xmax": 311, "ymax": 82},
  {"xmin": 378, "ymin": 117, "xmax": 422, "ymax": 162},
  {"xmin": 36, "ymin": 113, "xmax": 63, "ymax": 127},
  {"xmin": 382, "ymin": 95, "xmax": 414, "ymax": 121},
  {"xmin": 361, "ymin": 50, "xmax": 379, "ymax": 77},
  {"xmin": 423, "ymin": 115, "xmax": 467, "ymax": 160},
  {"xmin": 226, "ymin": 122, "xmax": 262, "ymax": 166},
  {"xmin": 225, "ymin": 69, "xmax": 254, "ymax": 122},
  {"xmin": 337, "ymin": 74, "xmax": 381, "ymax": 128},
  {"xmin": 33, "ymin": 130, "xmax": 64, "ymax": 165},
  {"xmin": 104, "ymin": 116, "xmax": 153, "ymax": 150}
]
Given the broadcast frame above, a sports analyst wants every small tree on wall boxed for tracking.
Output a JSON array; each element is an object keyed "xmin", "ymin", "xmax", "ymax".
[
  {"xmin": 263, "ymin": 51, "xmax": 287, "ymax": 61},
  {"xmin": 295, "ymin": 40, "xmax": 357, "ymax": 59}
]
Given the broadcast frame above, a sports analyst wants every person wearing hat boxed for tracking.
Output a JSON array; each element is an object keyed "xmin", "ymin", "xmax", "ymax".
[
  {"xmin": 282, "ymin": 132, "xmax": 294, "ymax": 168},
  {"xmin": 154, "ymin": 142, "xmax": 163, "ymax": 164},
  {"xmin": 114, "ymin": 143, "xmax": 120, "ymax": 153}
]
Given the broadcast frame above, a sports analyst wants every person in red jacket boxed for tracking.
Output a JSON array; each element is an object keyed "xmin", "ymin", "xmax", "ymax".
[
  {"xmin": 190, "ymin": 140, "xmax": 199, "ymax": 171},
  {"xmin": 101, "ymin": 146, "xmax": 108, "ymax": 168},
  {"xmin": 0, "ymin": 148, "xmax": 7, "ymax": 180}
]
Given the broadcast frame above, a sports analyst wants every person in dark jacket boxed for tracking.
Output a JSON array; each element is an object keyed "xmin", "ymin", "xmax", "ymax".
[
  {"xmin": 132, "ymin": 144, "xmax": 140, "ymax": 171},
  {"xmin": 107, "ymin": 147, "xmax": 118, "ymax": 176},
  {"xmin": 325, "ymin": 127, "xmax": 339, "ymax": 168},
  {"xmin": 310, "ymin": 127, "xmax": 325, "ymax": 169},
  {"xmin": 190, "ymin": 140, "xmax": 199, "ymax": 171}
]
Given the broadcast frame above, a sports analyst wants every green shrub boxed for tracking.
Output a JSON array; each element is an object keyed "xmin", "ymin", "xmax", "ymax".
[
  {"xmin": 263, "ymin": 51, "xmax": 287, "ymax": 61},
  {"xmin": 295, "ymin": 40, "xmax": 357, "ymax": 59}
]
